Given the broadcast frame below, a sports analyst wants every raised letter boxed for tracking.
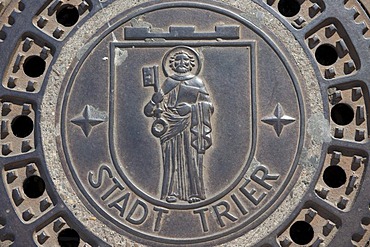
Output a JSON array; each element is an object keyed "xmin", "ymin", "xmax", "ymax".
[
  {"xmin": 231, "ymin": 194, "xmax": 248, "ymax": 215},
  {"xmin": 107, "ymin": 192, "xmax": 130, "ymax": 217},
  {"xmin": 153, "ymin": 207, "xmax": 169, "ymax": 232},
  {"xmin": 126, "ymin": 199, "xmax": 149, "ymax": 225},
  {"xmin": 212, "ymin": 201, "xmax": 238, "ymax": 227},
  {"xmin": 101, "ymin": 178, "xmax": 124, "ymax": 201},
  {"xmin": 251, "ymin": 166, "xmax": 280, "ymax": 190},
  {"xmin": 193, "ymin": 208, "xmax": 209, "ymax": 232},
  {"xmin": 239, "ymin": 179, "xmax": 266, "ymax": 206},
  {"xmin": 88, "ymin": 165, "xmax": 113, "ymax": 189}
]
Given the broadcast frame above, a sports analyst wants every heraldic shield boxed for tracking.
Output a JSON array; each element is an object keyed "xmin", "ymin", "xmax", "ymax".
[{"xmin": 109, "ymin": 40, "xmax": 256, "ymax": 207}]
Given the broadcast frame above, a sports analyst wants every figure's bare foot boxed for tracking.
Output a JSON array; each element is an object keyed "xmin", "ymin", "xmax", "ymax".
[
  {"xmin": 188, "ymin": 196, "xmax": 201, "ymax": 203},
  {"xmin": 166, "ymin": 196, "xmax": 177, "ymax": 203}
]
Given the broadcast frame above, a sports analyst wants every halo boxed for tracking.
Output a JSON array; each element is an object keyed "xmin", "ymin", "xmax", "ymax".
[{"xmin": 162, "ymin": 46, "xmax": 202, "ymax": 80}]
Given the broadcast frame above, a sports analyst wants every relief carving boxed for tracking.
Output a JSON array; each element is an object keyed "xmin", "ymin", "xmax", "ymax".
[{"xmin": 143, "ymin": 46, "xmax": 214, "ymax": 203}]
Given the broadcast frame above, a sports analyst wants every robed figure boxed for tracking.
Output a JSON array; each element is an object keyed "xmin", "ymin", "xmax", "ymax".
[{"xmin": 144, "ymin": 47, "xmax": 214, "ymax": 203}]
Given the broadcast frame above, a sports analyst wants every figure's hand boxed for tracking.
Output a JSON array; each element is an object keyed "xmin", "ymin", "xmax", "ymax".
[
  {"xmin": 176, "ymin": 103, "xmax": 192, "ymax": 116},
  {"xmin": 152, "ymin": 92, "xmax": 164, "ymax": 104}
]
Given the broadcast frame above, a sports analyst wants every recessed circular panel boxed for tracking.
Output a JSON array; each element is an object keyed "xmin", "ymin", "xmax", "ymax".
[{"xmin": 0, "ymin": 0, "xmax": 369, "ymax": 246}]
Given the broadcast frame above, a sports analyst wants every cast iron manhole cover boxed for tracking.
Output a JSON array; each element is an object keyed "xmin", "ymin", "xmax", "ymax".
[{"xmin": 0, "ymin": 0, "xmax": 369, "ymax": 246}]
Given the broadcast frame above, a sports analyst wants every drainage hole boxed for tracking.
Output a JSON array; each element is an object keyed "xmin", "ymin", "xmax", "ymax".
[
  {"xmin": 315, "ymin": 44, "xmax": 338, "ymax": 66},
  {"xmin": 23, "ymin": 55, "xmax": 46, "ymax": 78},
  {"xmin": 11, "ymin": 115, "xmax": 34, "ymax": 138},
  {"xmin": 290, "ymin": 221, "xmax": 314, "ymax": 245},
  {"xmin": 362, "ymin": 217, "xmax": 370, "ymax": 226},
  {"xmin": 323, "ymin": 165, "xmax": 347, "ymax": 188},
  {"xmin": 278, "ymin": 0, "xmax": 301, "ymax": 17},
  {"xmin": 56, "ymin": 4, "xmax": 80, "ymax": 27},
  {"xmin": 58, "ymin": 228, "xmax": 80, "ymax": 247},
  {"xmin": 0, "ymin": 217, "xmax": 6, "ymax": 228},
  {"xmin": 18, "ymin": 2, "xmax": 25, "ymax": 12},
  {"xmin": 0, "ymin": 30, "xmax": 6, "ymax": 41},
  {"xmin": 23, "ymin": 175, "xmax": 46, "ymax": 198},
  {"xmin": 331, "ymin": 103, "xmax": 354, "ymax": 126},
  {"xmin": 8, "ymin": 16, "xmax": 15, "ymax": 26}
]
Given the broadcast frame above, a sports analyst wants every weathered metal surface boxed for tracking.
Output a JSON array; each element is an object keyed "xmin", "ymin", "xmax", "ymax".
[{"xmin": 0, "ymin": 0, "xmax": 369, "ymax": 246}]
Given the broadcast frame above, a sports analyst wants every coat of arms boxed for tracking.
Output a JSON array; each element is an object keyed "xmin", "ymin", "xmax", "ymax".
[{"xmin": 109, "ymin": 25, "xmax": 256, "ymax": 208}]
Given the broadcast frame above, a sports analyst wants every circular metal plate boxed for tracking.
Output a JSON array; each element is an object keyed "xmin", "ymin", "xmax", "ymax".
[{"xmin": 0, "ymin": 0, "xmax": 369, "ymax": 246}]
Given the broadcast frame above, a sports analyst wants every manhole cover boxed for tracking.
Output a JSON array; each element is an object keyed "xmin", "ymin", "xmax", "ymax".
[{"xmin": 0, "ymin": 0, "xmax": 369, "ymax": 246}]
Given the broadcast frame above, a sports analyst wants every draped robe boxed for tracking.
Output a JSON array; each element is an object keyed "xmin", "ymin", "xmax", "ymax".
[{"xmin": 159, "ymin": 77, "xmax": 214, "ymax": 202}]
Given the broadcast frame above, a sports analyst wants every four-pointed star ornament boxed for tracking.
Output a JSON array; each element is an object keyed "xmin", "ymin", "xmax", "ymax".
[
  {"xmin": 262, "ymin": 103, "xmax": 296, "ymax": 137},
  {"xmin": 72, "ymin": 103, "xmax": 295, "ymax": 138},
  {"xmin": 71, "ymin": 105, "xmax": 107, "ymax": 137}
]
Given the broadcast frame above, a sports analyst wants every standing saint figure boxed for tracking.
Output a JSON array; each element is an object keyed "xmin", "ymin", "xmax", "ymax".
[{"xmin": 144, "ymin": 47, "xmax": 214, "ymax": 203}]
